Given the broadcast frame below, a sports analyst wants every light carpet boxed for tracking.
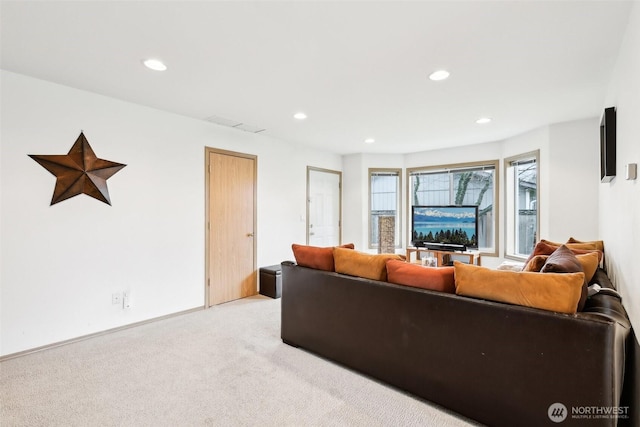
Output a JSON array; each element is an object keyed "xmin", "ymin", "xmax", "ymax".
[{"xmin": 1, "ymin": 295, "xmax": 481, "ymax": 426}]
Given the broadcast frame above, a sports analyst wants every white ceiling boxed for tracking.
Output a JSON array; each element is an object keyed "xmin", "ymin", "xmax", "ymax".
[{"xmin": 0, "ymin": 1, "xmax": 633, "ymax": 154}]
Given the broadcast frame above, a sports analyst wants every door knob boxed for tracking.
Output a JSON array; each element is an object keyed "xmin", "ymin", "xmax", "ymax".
[{"xmin": 246, "ymin": 232, "xmax": 254, "ymax": 237}]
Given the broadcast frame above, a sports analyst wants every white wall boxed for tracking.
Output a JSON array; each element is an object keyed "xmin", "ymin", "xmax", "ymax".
[
  {"xmin": 341, "ymin": 154, "xmax": 366, "ymax": 249},
  {"xmin": 547, "ymin": 119, "xmax": 600, "ymax": 241},
  {"xmin": 0, "ymin": 70, "xmax": 341, "ymax": 356},
  {"xmin": 602, "ymin": 0, "xmax": 640, "ymax": 333}
]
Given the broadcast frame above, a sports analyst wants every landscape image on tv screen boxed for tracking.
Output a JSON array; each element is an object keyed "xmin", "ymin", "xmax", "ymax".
[{"xmin": 412, "ymin": 205, "xmax": 478, "ymax": 248}]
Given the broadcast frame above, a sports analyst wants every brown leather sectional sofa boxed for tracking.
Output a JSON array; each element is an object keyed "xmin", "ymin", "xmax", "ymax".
[{"xmin": 281, "ymin": 261, "xmax": 631, "ymax": 426}]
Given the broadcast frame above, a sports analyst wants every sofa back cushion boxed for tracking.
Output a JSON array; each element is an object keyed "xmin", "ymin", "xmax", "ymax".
[
  {"xmin": 386, "ymin": 260, "xmax": 455, "ymax": 293},
  {"xmin": 454, "ymin": 262, "xmax": 584, "ymax": 314},
  {"xmin": 333, "ymin": 248, "xmax": 403, "ymax": 281},
  {"xmin": 291, "ymin": 243, "xmax": 355, "ymax": 272}
]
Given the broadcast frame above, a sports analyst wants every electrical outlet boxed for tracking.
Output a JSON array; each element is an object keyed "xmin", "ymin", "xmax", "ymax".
[
  {"xmin": 112, "ymin": 292, "xmax": 122, "ymax": 305},
  {"xmin": 123, "ymin": 291, "xmax": 131, "ymax": 309}
]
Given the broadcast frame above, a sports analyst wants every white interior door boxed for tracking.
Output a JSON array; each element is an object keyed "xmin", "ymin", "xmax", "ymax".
[{"xmin": 307, "ymin": 167, "xmax": 341, "ymax": 246}]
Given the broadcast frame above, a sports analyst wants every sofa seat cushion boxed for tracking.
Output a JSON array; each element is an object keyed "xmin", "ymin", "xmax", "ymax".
[
  {"xmin": 291, "ymin": 243, "xmax": 355, "ymax": 272},
  {"xmin": 333, "ymin": 248, "xmax": 403, "ymax": 281},
  {"xmin": 454, "ymin": 262, "xmax": 584, "ymax": 314},
  {"xmin": 386, "ymin": 260, "xmax": 455, "ymax": 293}
]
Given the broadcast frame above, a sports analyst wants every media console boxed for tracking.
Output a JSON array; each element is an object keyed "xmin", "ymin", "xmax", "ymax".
[
  {"xmin": 406, "ymin": 246, "xmax": 481, "ymax": 267},
  {"xmin": 413, "ymin": 241, "xmax": 467, "ymax": 252}
]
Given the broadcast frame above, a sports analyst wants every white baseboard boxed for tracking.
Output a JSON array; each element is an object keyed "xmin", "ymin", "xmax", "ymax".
[{"xmin": 0, "ymin": 306, "xmax": 205, "ymax": 362}]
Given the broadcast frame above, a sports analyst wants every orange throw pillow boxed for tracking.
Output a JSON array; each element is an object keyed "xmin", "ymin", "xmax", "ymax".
[
  {"xmin": 291, "ymin": 243, "xmax": 355, "ymax": 271},
  {"xmin": 333, "ymin": 247, "xmax": 403, "ymax": 281},
  {"xmin": 523, "ymin": 255, "xmax": 548, "ymax": 272},
  {"xmin": 454, "ymin": 262, "xmax": 584, "ymax": 314},
  {"xmin": 386, "ymin": 260, "xmax": 455, "ymax": 293}
]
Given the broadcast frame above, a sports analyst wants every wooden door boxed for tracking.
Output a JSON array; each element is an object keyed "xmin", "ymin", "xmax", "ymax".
[{"xmin": 207, "ymin": 148, "xmax": 257, "ymax": 306}]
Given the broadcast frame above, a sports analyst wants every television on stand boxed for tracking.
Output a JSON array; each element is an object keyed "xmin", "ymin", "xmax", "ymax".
[{"xmin": 411, "ymin": 205, "xmax": 478, "ymax": 251}]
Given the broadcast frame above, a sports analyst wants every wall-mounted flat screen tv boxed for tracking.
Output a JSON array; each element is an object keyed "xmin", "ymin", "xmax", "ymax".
[
  {"xmin": 600, "ymin": 106, "xmax": 616, "ymax": 183},
  {"xmin": 411, "ymin": 205, "xmax": 478, "ymax": 249}
]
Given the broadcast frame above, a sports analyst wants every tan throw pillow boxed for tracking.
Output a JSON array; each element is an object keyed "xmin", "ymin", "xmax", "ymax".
[
  {"xmin": 386, "ymin": 260, "xmax": 455, "ymax": 293},
  {"xmin": 575, "ymin": 252, "xmax": 599, "ymax": 283},
  {"xmin": 291, "ymin": 243, "xmax": 355, "ymax": 271},
  {"xmin": 540, "ymin": 239, "xmax": 600, "ymax": 252},
  {"xmin": 333, "ymin": 247, "xmax": 403, "ymax": 281},
  {"xmin": 567, "ymin": 237, "xmax": 604, "ymax": 253},
  {"xmin": 454, "ymin": 262, "xmax": 584, "ymax": 314}
]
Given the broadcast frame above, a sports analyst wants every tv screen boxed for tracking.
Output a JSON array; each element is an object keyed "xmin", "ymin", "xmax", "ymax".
[{"xmin": 411, "ymin": 205, "xmax": 478, "ymax": 249}]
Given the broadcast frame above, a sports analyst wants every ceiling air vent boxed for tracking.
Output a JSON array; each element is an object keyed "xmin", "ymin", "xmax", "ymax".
[{"xmin": 204, "ymin": 115, "xmax": 266, "ymax": 134}]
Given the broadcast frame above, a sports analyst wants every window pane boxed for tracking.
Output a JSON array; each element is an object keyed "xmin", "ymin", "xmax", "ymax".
[
  {"xmin": 514, "ymin": 160, "xmax": 537, "ymax": 256},
  {"xmin": 370, "ymin": 171, "xmax": 400, "ymax": 248}
]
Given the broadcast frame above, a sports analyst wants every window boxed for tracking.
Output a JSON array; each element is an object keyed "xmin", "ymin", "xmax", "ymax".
[
  {"xmin": 408, "ymin": 161, "xmax": 498, "ymax": 255},
  {"xmin": 369, "ymin": 169, "xmax": 401, "ymax": 248},
  {"xmin": 505, "ymin": 151, "xmax": 539, "ymax": 258}
]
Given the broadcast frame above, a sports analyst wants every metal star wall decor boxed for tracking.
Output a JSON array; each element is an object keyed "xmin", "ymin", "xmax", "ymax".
[{"xmin": 29, "ymin": 132, "xmax": 126, "ymax": 206}]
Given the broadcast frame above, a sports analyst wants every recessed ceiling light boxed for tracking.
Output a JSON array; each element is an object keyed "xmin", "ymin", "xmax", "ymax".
[
  {"xmin": 476, "ymin": 117, "xmax": 492, "ymax": 124},
  {"xmin": 293, "ymin": 112, "xmax": 307, "ymax": 120},
  {"xmin": 143, "ymin": 59, "xmax": 167, "ymax": 71},
  {"xmin": 364, "ymin": 138, "xmax": 375, "ymax": 144},
  {"xmin": 428, "ymin": 70, "xmax": 450, "ymax": 81}
]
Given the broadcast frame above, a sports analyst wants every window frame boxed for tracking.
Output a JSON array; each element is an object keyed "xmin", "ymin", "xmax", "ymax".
[
  {"xmin": 406, "ymin": 160, "xmax": 499, "ymax": 257},
  {"xmin": 368, "ymin": 168, "xmax": 402, "ymax": 249},
  {"xmin": 504, "ymin": 150, "xmax": 540, "ymax": 260}
]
